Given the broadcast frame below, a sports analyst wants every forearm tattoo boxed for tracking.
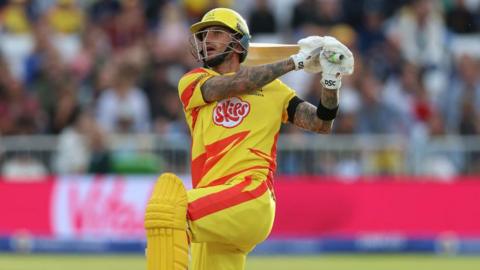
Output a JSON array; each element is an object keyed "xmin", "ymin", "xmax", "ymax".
[
  {"xmin": 294, "ymin": 102, "xmax": 333, "ymax": 133},
  {"xmin": 320, "ymin": 87, "xmax": 339, "ymax": 109},
  {"xmin": 202, "ymin": 59, "xmax": 295, "ymax": 102},
  {"xmin": 293, "ymin": 87, "xmax": 339, "ymax": 133}
]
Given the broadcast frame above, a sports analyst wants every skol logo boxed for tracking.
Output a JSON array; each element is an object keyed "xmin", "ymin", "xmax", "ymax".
[{"xmin": 213, "ymin": 97, "xmax": 250, "ymax": 128}]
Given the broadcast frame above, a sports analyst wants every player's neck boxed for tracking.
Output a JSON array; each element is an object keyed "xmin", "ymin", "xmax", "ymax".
[{"xmin": 212, "ymin": 54, "xmax": 241, "ymax": 74}]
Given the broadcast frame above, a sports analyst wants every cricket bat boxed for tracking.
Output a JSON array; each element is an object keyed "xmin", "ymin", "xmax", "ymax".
[
  {"xmin": 243, "ymin": 43, "xmax": 299, "ymax": 66},
  {"xmin": 243, "ymin": 42, "xmax": 345, "ymax": 67}
]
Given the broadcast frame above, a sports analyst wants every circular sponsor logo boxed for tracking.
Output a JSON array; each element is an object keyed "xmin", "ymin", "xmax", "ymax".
[{"xmin": 213, "ymin": 97, "xmax": 250, "ymax": 128}]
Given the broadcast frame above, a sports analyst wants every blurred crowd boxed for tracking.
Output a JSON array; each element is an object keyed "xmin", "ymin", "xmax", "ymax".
[{"xmin": 0, "ymin": 0, "xmax": 479, "ymax": 177}]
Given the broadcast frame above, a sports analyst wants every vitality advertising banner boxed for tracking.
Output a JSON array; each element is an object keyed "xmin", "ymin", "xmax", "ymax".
[
  {"xmin": 50, "ymin": 175, "xmax": 153, "ymax": 240},
  {"xmin": 1, "ymin": 176, "xmax": 480, "ymax": 241}
]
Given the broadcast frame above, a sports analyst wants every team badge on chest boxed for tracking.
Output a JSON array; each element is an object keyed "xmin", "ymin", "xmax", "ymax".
[{"xmin": 213, "ymin": 97, "xmax": 250, "ymax": 128}]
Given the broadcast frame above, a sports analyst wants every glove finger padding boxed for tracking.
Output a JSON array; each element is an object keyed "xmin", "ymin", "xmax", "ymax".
[
  {"xmin": 321, "ymin": 36, "xmax": 354, "ymax": 76},
  {"xmin": 319, "ymin": 36, "xmax": 354, "ymax": 89},
  {"xmin": 291, "ymin": 36, "xmax": 324, "ymax": 72},
  {"xmin": 298, "ymin": 36, "xmax": 324, "ymax": 50},
  {"xmin": 304, "ymin": 47, "xmax": 322, "ymax": 73}
]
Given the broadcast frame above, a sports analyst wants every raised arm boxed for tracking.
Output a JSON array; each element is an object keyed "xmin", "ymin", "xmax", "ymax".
[
  {"xmin": 291, "ymin": 36, "xmax": 354, "ymax": 134},
  {"xmin": 201, "ymin": 36, "xmax": 326, "ymax": 103},
  {"xmin": 201, "ymin": 59, "xmax": 295, "ymax": 102},
  {"xmin": 292, "ymin": 88, "xmax": 339, "ymax": 134}
]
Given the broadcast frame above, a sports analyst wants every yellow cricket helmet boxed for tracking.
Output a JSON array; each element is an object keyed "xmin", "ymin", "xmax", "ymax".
[{"xmin": 190, "ymin": 8, "xmax": 251, "ymax": 62}]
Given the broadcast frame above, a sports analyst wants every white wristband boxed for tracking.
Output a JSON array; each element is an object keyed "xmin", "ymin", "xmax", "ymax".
[{"xmin": 290, "ymin": 54, "xmax": 305, "ymax": 70}]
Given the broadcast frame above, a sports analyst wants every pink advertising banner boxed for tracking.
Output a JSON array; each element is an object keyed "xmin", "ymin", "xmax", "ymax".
[
  {"xmin": 1, "ymin": 176, "xmax": 480, "ymax": 239},
  {"xmin": 271, "ymin": 177, "xmax": 480, "ymax": 238}
]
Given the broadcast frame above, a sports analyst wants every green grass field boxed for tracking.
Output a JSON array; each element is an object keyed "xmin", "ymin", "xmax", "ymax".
[{"xmin": 1, "ymin": 254, "xmax": 480, "ymax": 270}]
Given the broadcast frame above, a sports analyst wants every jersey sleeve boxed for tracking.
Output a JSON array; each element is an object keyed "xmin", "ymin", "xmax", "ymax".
[
  {"xmin": 275, "ymin": 79, "xmax": 297, "ymax": 123},
  {"xmin": 178, "ymin": 68, "xmax": 214, "ymax": 111}
]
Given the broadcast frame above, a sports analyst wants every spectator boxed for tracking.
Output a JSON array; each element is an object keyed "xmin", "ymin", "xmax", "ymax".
[
  {"xmin": 27, "ymin": 28, "xmax": 71, "ymax": 133},
  {"xmin": 151, "ymin": 2, "xmax": 190, "ymax": 62},
  {"xmin": 248, "ymin": 0, "xmax": 276, "ymax": 35},
  {"xmin": 382, "ymin": 62, "xmax": 431, "ymax": 133},
  {"xmin": 385, "ymin": 0, "xmax": 447, "ymax": 70},
  {"xmin": 96, "ymin": 62, "xmax": 151, "ymax": 133},
  {"xmin": 291, "ymin": 0, "xmax": 343, "ymax": 36},
  {"xmin": 88, "ymin": 0, "xmax": 121, "ymax": 25},
  {"xmin": 43, "ymin": 0, "xmax": 85, "ymax": 64},
  {"xmin": 356, "ymin": 73, "xmax": 407, "ymax": 134},
  {"xmin": 0, "ymin": 0, "xmax": 35, "ymax": 81},
  {"xmin": 445, "ymin": 0, "xmax": 478, "ymax": 34},
  {"xmin": 103, "ymin": 0, "xmax": 147, "ymax": 50},
  {"xmin": 87, "ymin": 120, "xmax": 111, "ymax": 174},
  {"xmin": 409, "ymin": 109, "xmax": 464, "ymax": 178},
  {"xmin": 50, "ymin": 105, "xmax": 111, "ymax": 174},
  {"xmin": 45, "ymin": 0, "xmax": 84, "ymax": 35},
  {"xmin": 0, "ymin": 76, "xmax": 43, "ymax": 135},
  {"xmin": 328, "ymin": 24, "xmax": 358, "ymax": 60},
  {"xmin": 291, "ymin": 0, "xmax": 318, "ymax": 31},
  {"xmin": 334, "ymin": 87, "xmax": 361, "ymax": 135},
  {"xmin": 52, "ymin": 109, "xmax": 92, "ymax": 174},
  {"xmin": 357, "ymin": 5, "xmax": 387, "ymax": 57},
  {"xmin": 440, "ymin": 54, "xmax": 480, "ymax": 133},
  {"xmin": 142, "ymin": 61, "xmax": 186, "ymax": 136},
  {"xmin": 47, "ymin": 78, "xmax": 79, "ymax": 134},
  {"xmin": 143, "ymin": 0, "xmax": 169, "ymax": 29},
  {"xmin": 182, "ymin": 0, "xmax": 233, "ymax": 22},
  {"xmin": 341, "ymin": 0, "xmax": 366, "ymax": 30},
  {"xmin": 68, "ymin": 25, "xmax": 108, "ymax": 103},
  {"xmin": 356, "ymin": 6, "xmax": 400, "ymax": 81}
]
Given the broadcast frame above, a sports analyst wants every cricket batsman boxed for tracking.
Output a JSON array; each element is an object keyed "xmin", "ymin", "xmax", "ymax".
[{"xmin": 144, "ymin": 7, "xmax": 354, "ymax": 270}]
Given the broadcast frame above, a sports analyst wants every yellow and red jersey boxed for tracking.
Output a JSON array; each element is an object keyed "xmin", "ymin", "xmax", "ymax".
[{"xmin": 178, "ymin": 68, "xmax": 296, "ymax": 190}]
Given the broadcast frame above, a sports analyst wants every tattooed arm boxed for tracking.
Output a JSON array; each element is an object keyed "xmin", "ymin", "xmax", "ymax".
[
  {"xmin": 293, "ymin": 87, "xmax": 339, "ymax": 134},
  {"xmin": 201, "ymin": 59, "xmax": 295, "ymax": 102}
]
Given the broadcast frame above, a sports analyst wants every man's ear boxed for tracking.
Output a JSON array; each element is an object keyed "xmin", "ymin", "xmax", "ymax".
[
  {"xmin": 231, "ymin": 39, "xmax": 246, "ymax": 54},
  {"xmin": 232, "ymin": 42, "xmax": 243, "ymax": 53}
]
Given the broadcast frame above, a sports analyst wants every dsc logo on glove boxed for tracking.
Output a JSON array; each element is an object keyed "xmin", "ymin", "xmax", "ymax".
[{"xmin": 323, "ymin": 80, "xmax": 336, "ymax": 88}]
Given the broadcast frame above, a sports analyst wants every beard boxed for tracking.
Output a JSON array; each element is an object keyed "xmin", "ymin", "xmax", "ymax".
[{"xmin": 203, "ymin": 46, "xmax": 233, "ymax": 68}]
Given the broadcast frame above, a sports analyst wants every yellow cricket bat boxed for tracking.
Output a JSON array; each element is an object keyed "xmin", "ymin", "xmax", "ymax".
[
  {"xmin": 244, "ymin": 43, "xmax": 345, "ymax": 67},
  {"xmin": 243, "ymin": 43, "xmax": 299, "ymax": 66}
]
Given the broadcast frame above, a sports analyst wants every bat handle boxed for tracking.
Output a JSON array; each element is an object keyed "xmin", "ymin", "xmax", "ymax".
[{"xmin": 323, "ymin": 51, "xmax": 344, "ymax": 64}]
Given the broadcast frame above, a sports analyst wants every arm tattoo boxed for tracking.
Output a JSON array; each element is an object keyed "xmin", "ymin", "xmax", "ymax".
[
  {"xmin": 320, "ymin": 87, "xmax": 339, "ymax": 109},
  {"xmin": 293, "ymin": 87, "xmax": 339, "ymax": 133},
  {"xmin": 201, "ymin": 58, "xmax": 295, "ymax": 102},
  {"xmin": 293, "ymin": 102, "xmax": 333, "ymax": 133}
]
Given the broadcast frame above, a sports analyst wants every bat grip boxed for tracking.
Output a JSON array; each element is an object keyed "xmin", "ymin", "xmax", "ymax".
[{"xmin": 323, "ymin": 51, "xmax": 344, "ymax": 64}]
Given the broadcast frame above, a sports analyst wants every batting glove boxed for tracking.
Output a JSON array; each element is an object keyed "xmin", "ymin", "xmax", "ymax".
[
  {"xmin": 319, "ymin": 36, "xmax": 354, "ymax": 90},
  {"xmin": 290, "ymin": 36, "xmax": 324, "ymax": 73}
]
